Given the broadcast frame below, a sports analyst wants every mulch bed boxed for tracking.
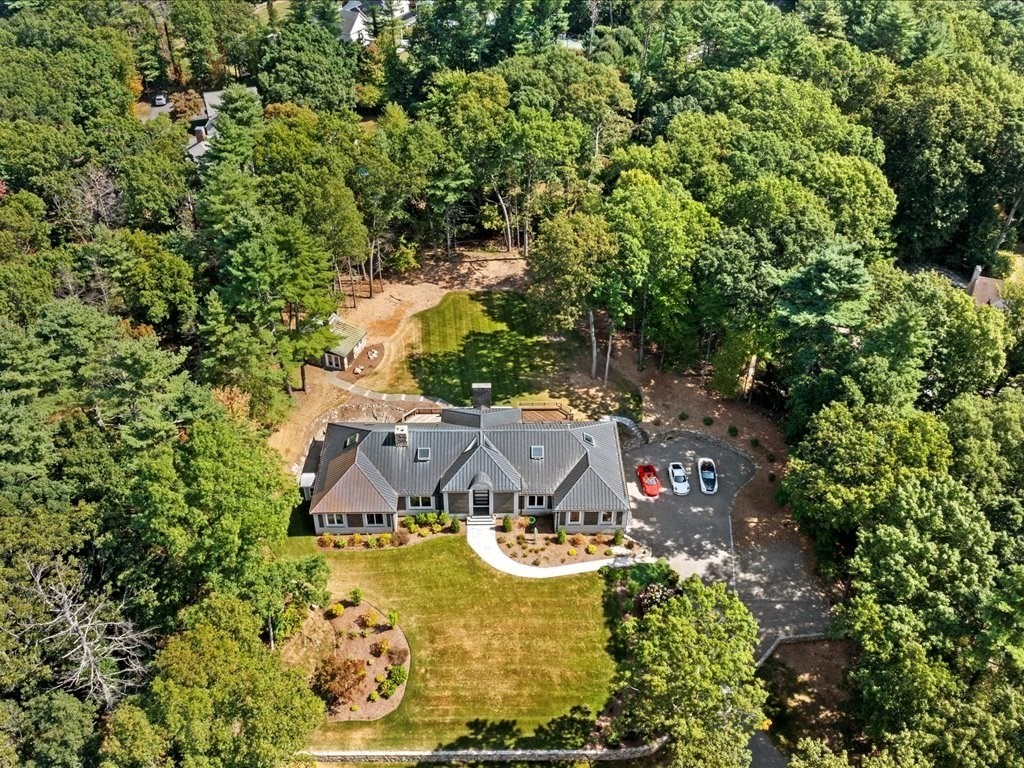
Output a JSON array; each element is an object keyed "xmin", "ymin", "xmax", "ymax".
[
  {"xmin": 495, "ymin": 526, "xmax": 633, "ymax": 567},
  {"xmin": 316, "ymin": 526, "xmax": 464, "ymax": 552},
  {"xmin": 281, "ymin": 600, "xmax": 412, "ymax": 722}
]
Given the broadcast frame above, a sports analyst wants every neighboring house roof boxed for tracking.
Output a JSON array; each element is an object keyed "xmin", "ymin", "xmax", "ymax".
[
  {"xmin": 327, "ymin": 314, "xmax": 368, "ymax": 359},
  {"xmin": 186, "ymin": 86, "xmax": 259, "ymax": 161},
  {"xmin": 966, "ymin": 265, "xmax": 1007, "ymax": 310},
  {"xmin": 309, "ymin": 408, "xmax": 629, "ymax": 516},
  {"xmin": 341, "ymin": 7, "xmax": 372, "ymax": 42}
]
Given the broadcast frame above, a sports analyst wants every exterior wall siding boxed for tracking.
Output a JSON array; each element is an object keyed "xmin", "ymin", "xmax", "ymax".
[
  {"xmin": 448, "ymin": 493, "xmax": 469, "ymax": 515},
  {"xmin": 313, "ymin": 513, "xmax": 396, "ymax": 534},
  {"xmin": 493, "ymin": 492, "xmax": 516, "ymax": 516}
]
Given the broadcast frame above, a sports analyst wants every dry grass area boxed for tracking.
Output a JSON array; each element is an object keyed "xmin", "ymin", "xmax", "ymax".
[{"xmin": 759, "ymin": 639, "xmax": 855, "ymax": 755}]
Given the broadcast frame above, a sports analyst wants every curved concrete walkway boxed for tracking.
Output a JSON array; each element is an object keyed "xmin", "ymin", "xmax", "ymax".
[{"xmin": 466, "ymin": 523, "xmax": 637, "ymax": 578}]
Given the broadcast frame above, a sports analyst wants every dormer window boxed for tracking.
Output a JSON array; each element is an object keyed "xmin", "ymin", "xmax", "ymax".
[
  {"xmin": 345, "ymin": 433, "xmax": 359, "ymax": 448},
  {"xmin": 416, "ymin": 447, "xmax": 431, "ymax": 462},
  {"xmin": 582, "ymin": 433, "xmax": 595, "ymax": 446},
  {"xmin": 530, "ymin": 445, "xmax": 544, "ymax": 460}
]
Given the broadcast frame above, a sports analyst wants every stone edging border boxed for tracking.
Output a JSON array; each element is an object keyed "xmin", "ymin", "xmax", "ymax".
[{"xmin": 299, "ymin": 734, "xmax": 670, "ymax": 763}]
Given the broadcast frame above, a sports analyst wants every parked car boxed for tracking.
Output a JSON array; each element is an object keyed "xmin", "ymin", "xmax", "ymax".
[
  {"xmin": 668, "ymin": 461, "xmax": 690, "ymax": 495},
  {"xmin": 697, "ymin": 457, "xmax": 718, "ymax": 495},
  {"xmin": 152, "ymin": 93, "xmax": 167, "ymax": 107},
  {"xmin": 636, "ymin": 464, "xmax": 661, "ymax": 497}
]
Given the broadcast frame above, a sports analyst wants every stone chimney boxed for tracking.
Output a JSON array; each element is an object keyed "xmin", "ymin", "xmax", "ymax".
[
  {"xmin": 394, "ymin": 423, "xmax": 409, "ymax": 448},
  {"xmin": 967, "ymin": 264, "xmax": 983, "ymax": 295},
  {"xmin": 194, "ymin": 125, "xmax": 206, "ymax": 143},
  {"xmin": 471, "ymin": 382, "xmax": 491, "ymax": 409}
]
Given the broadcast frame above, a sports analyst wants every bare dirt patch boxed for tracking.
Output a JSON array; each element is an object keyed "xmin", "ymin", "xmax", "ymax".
[
  {"xmin": 759, "ymin": 639, "xmax": 855, "ymax": 754},
  {"xmin": 281, "ymin": 601, "xmax": 411, "ymax": 722}
]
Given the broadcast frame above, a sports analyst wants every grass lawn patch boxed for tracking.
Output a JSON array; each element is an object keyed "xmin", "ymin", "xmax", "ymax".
[
  {"xmin": 364, "ymin": 291, "xmax": 559, "ymax": 405},
  {"xmin": 277, "ymin": 535, "xmax": 616, "ymax": 750}
]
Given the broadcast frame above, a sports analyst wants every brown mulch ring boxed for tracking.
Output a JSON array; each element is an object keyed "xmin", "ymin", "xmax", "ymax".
[
  {"xmin": 759, "ymin": 639, "xmax": 855, "ymax": 754},
  {"xmin": 315, "ymin": 523, "xmax": 464, "ymax": 552},
  {"xmin": 280, "ymin": 600, "xmax": 411, "ymax": 722},
  {"xmin": 495, "ymin": 526, "xmax": 632, "ymax": 567}
]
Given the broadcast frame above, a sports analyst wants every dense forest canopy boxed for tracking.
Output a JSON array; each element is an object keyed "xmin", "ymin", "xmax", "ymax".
[{"xmin": 3, "ymin": 0, "xmax": 1024, "ymax": 765}]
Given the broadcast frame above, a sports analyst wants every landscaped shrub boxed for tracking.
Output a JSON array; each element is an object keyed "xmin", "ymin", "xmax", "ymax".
[
  {"xmin": 378, "ymin": 533, "xmax": 392, "ymax": 547},
  {"xmin": 532, "ymin": 558, "xmax": 541, "ymax": 566},
  {"xmin": 768, "ymin": 472, "xmax": 776, "ymax": 482},
  {"xmin": 516, "ymin": 533, "xmax": 527, "ymax": 546},
  {"xmin": 703, "ymin": 416, "xmax": 714, "ymax": 426},
  {"xmin": 586, "ymin": 544, "xmax": 597, "ymax": 555},
  {"xmin": 350, "ymin": 704, "xmax": 359, "ymax": 712},
  {"xmin": 317, "ymin": 533, "xmax": 336, "ymax": 548},
  {"xmin": 311, "ymin": 656, "xmax": 365, "ymax": 708},
  {"xmin": 678, "ymin": 412, "xmax": 688, "ymax": 421},
  {"xmin": 326, "ymin": 603, "xmax": 345, "ymax": 619},
  {"xmin": 613, "ymin": 529, "xmax": 624, "ymax": 546},
  {"xmin": 387, "ymin": 647, "xmax": 409, "ymax": 666},
  {"xmin": 366, "ymin": 535, "xmax": 378, "ymax": 549},
  {"xmin": 505, "ymin": 541, "xmax": 513, "ymax": 549},
  {"xmin": 430, "ymin": 523, "xmax": 442, "ymax": 534},
  {"xmin": 604, "ymin": 549, "xmax": 613, "ymax": 556},
  {"xmin": 362, "ymin": 610, "xmax": 379, "ymax": 629},
  {"xmin": 336, "ymin": 537, "xmax": 347, "ymax": 549},
  {"xmin": 403, "ymin": 516, "xmax": 417, "ymax": 532},
  {"xmin": 449, "ymin": 517, "xmax": 460, "ymax": 533},
  {"xmin": 438, "ymin": 512, "xmax": 451, "ymax": 527},
  {"xmin": 728, "ymin": 425, "xmax": 738, "ymax": 437},
  {"xmin": 415, "ymin": 512, "xmax": 438, "ymax": 527},
  {"xmin": 502, "ymin": 515, "xmax": 513, "ymax": 533},
  {"xmin": 556, "ymin": 527, "xmax": 567, "ymax": 544},
  {"xmin": 368, "ymin": 691, "xmax": 379, "ymax": 702},
  {"xmin": 653, "ymin": 417, "xmax": 662, "ymax": 427},
  {"xmin": 567, "ymin": 548, "xmax": 577, "ymax": 557},
  {"xmin": 350, "ymin": 588, "xmax": 363, "ymax": 606},
  {"xmin": 750, "ymin": 438, "xmax": 760, "ymax": 448},
  {"xmin": 350, "ymin": 533, "xmax": 364, "ymax": 547},
  {"xmin": 569, "ymin": 533, "xmax": 586, "ymax": 547},
  {"xmin": 387, "ymin": 610, "xmax": 399, "ymax": 628},
  {"xmin": 378, "ymin": 665, "xmax": 408, "ymax": 699},
  {"xmin": 375, "ymin": 673, "xmax": 385, "ymax": 683},
  {"xmin": 371, "ymin": 638, "xmax": 390, "ymax": 657},
  {"xmin": 394, "ymin": 529, "xmax": 410, "ymax": 546},
  {"xmin": 417, "ymin": 526, "xmax": 428, "ymax": 537},
  {"xmin": 766, "ymin": 452, "xmax": 776, "ymax": 463}
]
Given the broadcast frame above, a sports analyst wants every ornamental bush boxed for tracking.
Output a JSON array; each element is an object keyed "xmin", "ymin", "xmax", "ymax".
[
  {"xmin": 450, "ymin": 517, "xmax": 460, "ymax": 533},
  {"xmin": 326, "ymin": 603, "xmax": 345, "ymax": 619},
  {"xmin": 556, "ymin": 527, "xmax": 567, "ymax": 544},
  {"xmin": 502, "ymin": 515, "xmax": 513, "ymax": 532},
  {"xmin": 613, "ymin": 529, "xmax": 624, "ymax": 546},
  {"xmin": 350, "ymin": 588, "xmax": 363, "ymax": 606},
  {"xmin": 703, "ymin": 416, "xmax": 714, "ymax": 426},
  {"xmin": 378, "ymin": 533, "xmax": 392, "ymax": 547},
  {"xmin": 311, "ymin": 656, "xmax": 365, "ymax": 708},
  {"xmin": 317, "ymin": 533, "xmax": 336, "ymax": 548},
  {"xmin": 586, "ymin": 544, "xmax": 597, "ymax": 555}
]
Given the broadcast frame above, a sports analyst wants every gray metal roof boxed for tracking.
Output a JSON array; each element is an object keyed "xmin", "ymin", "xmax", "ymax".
[{"xmin": 309, "ymin": 409, "xmax": 629, "ymax": 515}]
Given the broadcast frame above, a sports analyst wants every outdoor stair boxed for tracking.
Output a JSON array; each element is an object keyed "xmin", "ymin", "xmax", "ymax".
[{"xmin": 466, "ymin": 515, "xmax": 495, "ymax": 526}]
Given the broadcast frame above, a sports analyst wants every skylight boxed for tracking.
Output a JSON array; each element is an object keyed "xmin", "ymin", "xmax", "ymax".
[
  {"xmin": 416, "ymin": 446, "xmax": 431, "ymax": 462},
  {"xmin": 345, "ymin": 433, "xmax": 359, "ymax": 448},
  {"xmin": 530, "ymin": 445, "xmax": 544, "ymax": 460},
  {"xmin": 582, "ymin": 433, "xmax": 595, "ymax": 446}
]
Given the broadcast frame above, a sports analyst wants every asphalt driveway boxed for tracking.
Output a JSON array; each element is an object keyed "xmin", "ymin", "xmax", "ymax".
[
  {"xmin": 624, "ymin": 432, "xmax": 830, "ymax": 656},
  {"xmin": 626, "ymin": 433, "xmax": 754, "ymax": 583}
]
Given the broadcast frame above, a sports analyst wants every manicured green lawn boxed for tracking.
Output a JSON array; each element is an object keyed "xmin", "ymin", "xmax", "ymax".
[
  {"xmin": 277, "ymin": 535, "xmax": 616, "ymax": 750},
  {"xmin": 364, "ymin": 291, "xmax": 559, "ymax": 405}
]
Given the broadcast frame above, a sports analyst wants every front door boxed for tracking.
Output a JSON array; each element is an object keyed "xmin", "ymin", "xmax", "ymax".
[{"xmin": 472, "ymin": 490, "xmax": 490, "ymax": 517}]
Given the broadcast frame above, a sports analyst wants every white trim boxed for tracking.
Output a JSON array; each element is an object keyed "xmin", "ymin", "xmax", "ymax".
[
  {"xmin": 566, "ymin": 510, "xmax": 583, "ymax": 525},
  {"xmin": 324, "ymin": 513, "xmax": 347, "ymax": 527},
  {"xmin": 407, "ymin": 495, "xmax": 434, "ymax": 510},
  {"xmin": 599, "ymin": 510, "xmax": 615, "ymax": 526},
  {"xmin": 365, "ymin": 513, "xmax": 386, "ymax": 527},
  {"xmin": 525, "ymin": 495, "xmax": 547, "ymax": 510}
]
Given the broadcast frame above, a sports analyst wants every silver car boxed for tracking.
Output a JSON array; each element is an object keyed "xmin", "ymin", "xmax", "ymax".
[
  {"xmin": 668, "ymin": 461, "xmax": 690, "ymax": 495},
  {"xmin": 698, "ymin": 457, "xmax": 718, "ymax": 495}
]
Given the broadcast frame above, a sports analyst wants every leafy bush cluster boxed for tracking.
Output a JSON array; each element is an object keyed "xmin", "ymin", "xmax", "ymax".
[{"xmin": 311, "ymin": 656, "xmax": 365, "ymax": 709}]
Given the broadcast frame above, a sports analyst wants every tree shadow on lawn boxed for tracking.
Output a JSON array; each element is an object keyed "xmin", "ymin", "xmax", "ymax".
[{"xmin": 408, "ymin": 329, "xmax": 555, "ymax": 406}]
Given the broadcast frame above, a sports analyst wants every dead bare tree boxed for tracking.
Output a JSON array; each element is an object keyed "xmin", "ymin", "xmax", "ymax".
[
  {"xmin": 26, "ymin": 564, "xmax": 153, "ymax": 711},
  {"xmin": 54, "ymin": 166, "xmax": 125, "ymax": 243}
]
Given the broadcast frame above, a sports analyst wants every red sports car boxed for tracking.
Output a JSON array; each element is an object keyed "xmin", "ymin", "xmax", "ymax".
[{"xmin": 636, "ymin": 464, "xmax": 661, "ymax": 497}]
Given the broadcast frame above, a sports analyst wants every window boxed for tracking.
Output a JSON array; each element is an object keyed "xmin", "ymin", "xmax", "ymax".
[
  {"xmin": 566, "ymin": 511, "xmax": 583, "ymax": 525},
  {"xmin": 366, "ymin": 513, "xmax": 386, "ymax": 527},
  {"xmin": 323, "ymin": 513, "xmax": 346, "ymax": 527},
  {"xmin": 525, "ymin": 495, "xmax": 546, "ymax": 509},
  {"xmin": 408, "ymin": 496, "xmax": 433, "ymax": 510},
  {"xmin": 416, "ymin": 446, "xmax": 431, "ymax": 462},
  {"xmin": 582, "ymin": 433, "xmax": 595, "ymax": 446},
  {"xmin": 344, "ymin": 433, "xmax": 359, "ymax": 448},
  {"xmin": 530, "ymin": 445, "xmax": 544, "ymax": 460},
  {"xmin": 599, "ymin": 510, "xmax": 615, "ymax": 525}
]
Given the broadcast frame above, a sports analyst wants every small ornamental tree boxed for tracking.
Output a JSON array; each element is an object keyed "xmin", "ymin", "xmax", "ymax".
[{"xmin": 311, "ymin": 656, "xmax": 365, "ymax": 709}]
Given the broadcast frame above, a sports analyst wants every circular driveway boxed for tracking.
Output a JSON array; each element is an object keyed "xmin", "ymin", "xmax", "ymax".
[{"xmin": 625, "ymin": 432, "xmax": 754, "ymax": 584}]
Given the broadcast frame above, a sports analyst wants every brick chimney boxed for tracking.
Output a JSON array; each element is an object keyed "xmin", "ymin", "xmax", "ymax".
[{"xmin": 471, "ymin": 382, "xmax": 491, "ymax": 409}]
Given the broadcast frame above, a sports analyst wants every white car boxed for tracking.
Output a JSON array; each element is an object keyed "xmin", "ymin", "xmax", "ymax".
[
  {"xmin": 153, "ymin": 93, "xmax": 167, "ymax": 107},
  {"xmin": 668, "ymin": 461, "xmax": 690, "ymax": 495},
  {"xmin": 697, "ymin": 457, "xmax": 718, "ymax": 495}
]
